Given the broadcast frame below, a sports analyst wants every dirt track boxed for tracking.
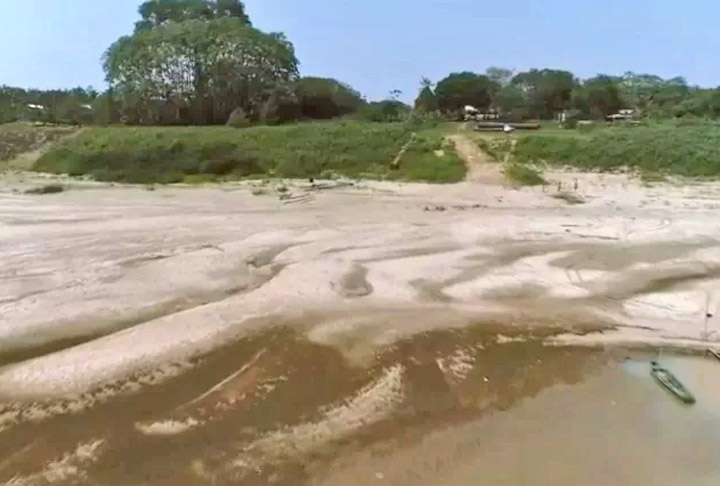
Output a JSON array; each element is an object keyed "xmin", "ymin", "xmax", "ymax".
[
  {"xmin": 3, "ymin": 161, "xmax": 720, "ymax": 484},
  {"xmin": 448, "ymin": 133, "xmax": 504, "ymax": 183}
]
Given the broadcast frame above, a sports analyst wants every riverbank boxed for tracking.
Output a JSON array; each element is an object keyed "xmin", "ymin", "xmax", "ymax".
[{"xmin": 2, "ymin": 168, "xmax": 720, "ymax": 484}]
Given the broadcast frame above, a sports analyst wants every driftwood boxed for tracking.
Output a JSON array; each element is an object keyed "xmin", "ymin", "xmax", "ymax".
[{"xmin": 390, "ymin": 133, "xmax": 417, "ymax": 169}]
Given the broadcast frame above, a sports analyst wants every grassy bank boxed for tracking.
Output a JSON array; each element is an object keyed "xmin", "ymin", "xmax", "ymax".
[
  {"xmin": 0, "ymin": 123, "xmax": 77, "ymax": 164},
  {"xmin": 508, "ymin": 125, "xmax": 720, "ymax": 177},
  {"xmin": 34, "ymin": 122, "xmax": 465, "ymax": 183}
]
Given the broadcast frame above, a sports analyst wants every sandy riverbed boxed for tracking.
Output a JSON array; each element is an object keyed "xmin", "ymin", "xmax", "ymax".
[{"xmin": 2, "ymin": 170, "xmax": 720, "ymax": 484}]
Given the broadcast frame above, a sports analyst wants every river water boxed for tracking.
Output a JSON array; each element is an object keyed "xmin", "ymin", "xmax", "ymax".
[
  {"xmin": 1, "ymin": 322, "xmax": 719, "ymax": 485},
  {"xmin": 314, "ymin": 355, "xmax": 720, "ymax": 486}
]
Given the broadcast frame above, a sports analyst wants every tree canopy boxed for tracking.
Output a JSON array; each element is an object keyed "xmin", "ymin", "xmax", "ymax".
[
  {"xmin": 104, "ymin": 5, "xmax": 297, "ymax": 124},
  {"xmin": 294, "ymin": 77, "xmax": 365, "ymax": 119},
  {"xmin": 134, "ymin": 0, "xmax": 250, "ymax": 32},
  {"xmin": 413, "ymin": 78, "xmax": 438, "ymax": 113},
  {"xmin": 434, "ymin": 72, "xmax": 497, "ymax": 113},
  {"xmin": 511, "ymin": 69, "xmax": 575, "ymax": 119}
]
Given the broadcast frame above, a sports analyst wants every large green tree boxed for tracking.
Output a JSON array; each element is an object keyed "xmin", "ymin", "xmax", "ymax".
[
  {"xmin": 293, "ymin": 77, "xmax": 364, "ymax": 119},
  {"xmin": 434, "ymin": 72, "xmax": 497, "ymax": 113},
  {"xmin": 492, "ymin": 84, "xmax": 525, "ymax": 115},
  {"xmin": 104, "ymin": 18, "xmax": 298, "ymax": 124},
  {"xmin": 485, "ymin": 67, "xmax": 514, "ymax": 87},
  {"xmin": 134, "ymin": 0, "xmax": 250, "ymax": 32},
  {"xmin": 511, "ymin": 69, "xmax": 576, "ymax": 119},
  {"xmin": 583, "ymin": 75, "xmax": 623, "ymax": 118}
]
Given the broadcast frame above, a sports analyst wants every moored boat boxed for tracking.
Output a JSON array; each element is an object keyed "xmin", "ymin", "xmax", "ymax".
[{"xmin": 650, "ymin": 361, "xmax": 696, "ymax": 404}]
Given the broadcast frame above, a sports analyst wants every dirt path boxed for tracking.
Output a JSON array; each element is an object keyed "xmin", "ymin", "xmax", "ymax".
[{"xmin": 447, "ymin": 133, "xmax": 503, "ymax": 184}]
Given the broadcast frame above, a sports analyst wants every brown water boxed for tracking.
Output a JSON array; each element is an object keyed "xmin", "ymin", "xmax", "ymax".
[
  {"xmin": 314, "ymin": 355, "xmax": 720, "ymax": 486},
  {"xmin": 0, "ymin": 323, "xmax": 719, "ymax": 486}
]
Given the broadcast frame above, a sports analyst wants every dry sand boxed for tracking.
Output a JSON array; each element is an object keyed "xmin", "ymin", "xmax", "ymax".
[{"xmin": 2, "ymin": 163, "xmax": 720, "ymax": 484}]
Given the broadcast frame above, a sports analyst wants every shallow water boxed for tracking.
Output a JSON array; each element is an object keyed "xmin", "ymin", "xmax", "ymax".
[
  {"xmin": 1, "ymin": 321, "xmax": 719, "ymax": 485},
  {"xmin": 315, "ymin": 355, "xmax": 720, "ymax": 486},
  {"xmin": 0, "ymin": 325, "xmax": 603, "ymax": 485}
]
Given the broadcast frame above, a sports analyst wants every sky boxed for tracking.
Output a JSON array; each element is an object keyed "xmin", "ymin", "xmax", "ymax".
[{"xmin": 1, "ymin": 0, "xmax": 720, "ymax": 102}]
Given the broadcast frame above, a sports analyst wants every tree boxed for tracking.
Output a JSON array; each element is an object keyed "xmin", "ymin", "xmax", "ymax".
[
  {"xmin": 485, "ymin": 67, "xmax": 514, "ymax": 87},
  {"xmin": 134, "ymin": 0, "xmax": 250, "ymax": 32},
  {"xmin": 434, "ymin": 72, "xmax": 497, "ymax": 113},
  {"xmin": 492, "ymin": 84, "xmax": 525, "ymax": 115},
  {"xmin": 511, "ymin": 69, "xmax": 576, "ymax": 119},
  {"xmin": 413, "ymin": 78, "xmax": 438, "ymax": 113},
  {"xmin": 358, "ymin": 100, "xmax": 410, "ymax": 122},
  {"xmin": 583, "ymin": 75, "xmax": 623, "ymax": 118},
  {"xmin": 618, "ymin": 73, "xmax": 693, "ymax": 117},
  {"xmin": 104, "ymin": 18, "xmax": 298, "ymax": 124},
  {"xmin": 293, "ymin": 77, "xmax": 364, "ymax": 119}
]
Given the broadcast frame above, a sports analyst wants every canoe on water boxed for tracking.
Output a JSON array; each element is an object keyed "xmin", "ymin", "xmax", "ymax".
[
  {"xmin": 650, "ymin": 361, "xmax": 696, "ymax": 404},
  {"xmin": 708, "ymin": 348, "xmax": 720, "ymax": 362}
]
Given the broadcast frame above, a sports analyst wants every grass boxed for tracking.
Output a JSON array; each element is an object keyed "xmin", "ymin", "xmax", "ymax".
[
  {"xmin": 475, "ymin": 137, "xmax": 514, "ymax": 162},
  {"xmin": 34, "ymin": 121, "xmax": 466, "ymax": 184},
  {"xmin": 509, "ymin": 124, "xmax": 720, "ymax": 177},
  {"xmin": 502, "ymin": 163, "xmax": 547, "ymax": 186},
  {"xmin": 0, "ymin": 124, "xmax": 77, "ymax": 163},
  {"xmin": 388, "ymin": 132, "xmax": 466, "ymax": 182}
]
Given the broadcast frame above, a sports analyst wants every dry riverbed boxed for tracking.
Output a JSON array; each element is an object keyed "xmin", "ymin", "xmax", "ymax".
[{"xmin": 2, "ymin": 170, "xmax": 720, "ymax": 485}]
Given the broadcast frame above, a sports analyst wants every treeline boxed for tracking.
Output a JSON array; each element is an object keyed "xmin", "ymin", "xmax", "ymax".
[
  {"xmin": 3, "ymin": 0, "xmax": 720, "ymax": 127},
  {"xmin": 0, "ymin": 79, "xmax": 409, "ymax": 126},
  {"xmin": 415, "ymin": 68, "xmax": 720, "ymax": 120}
]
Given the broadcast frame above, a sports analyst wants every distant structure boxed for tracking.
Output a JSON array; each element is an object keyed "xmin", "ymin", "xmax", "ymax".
[
  {"xmin": 607, "ymin": 109, "xmax": 635, "ymax": 122},
  {"xmin": 464, "ymin": 106, "xmax": 500, "ymax": 121}
]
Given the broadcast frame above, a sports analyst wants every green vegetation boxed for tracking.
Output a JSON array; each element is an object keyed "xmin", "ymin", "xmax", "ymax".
[
  {"xmin": 389, "ymin": 134, "xmax": 465, "ymax": 182},
  {"xmin": 502, "ymin": 163, "xmax": 546, "ymax": 186},
  {"xmin": 0, "ymin": 124, "xmax": 77, "ymax": 163},
  {"xmin": 511, "ymin": 124, "xmax": 720, "ymax": 177},
  {"xmin": 34, "ymin": 122, "xmax": 465, "ymax": 184},
  {"xmin": 475, "ymin": 137, "xmax": 514, "ymax": 162}
]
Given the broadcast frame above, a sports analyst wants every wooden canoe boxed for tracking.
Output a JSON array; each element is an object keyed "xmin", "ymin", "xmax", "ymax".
[{"xmin": 650, "ymin": 361, "xmax": 696, "ymax": 404}]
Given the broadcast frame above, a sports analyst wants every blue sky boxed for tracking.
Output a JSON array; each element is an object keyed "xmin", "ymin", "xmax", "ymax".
[{"xmin": 1, "ymin": 0, "xmax": 719, "ymax": 102}]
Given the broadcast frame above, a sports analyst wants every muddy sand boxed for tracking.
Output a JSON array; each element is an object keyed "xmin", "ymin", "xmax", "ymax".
[{"xmin": 2, "ymin": 169, "xmax": 720, "ymax": 484}]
